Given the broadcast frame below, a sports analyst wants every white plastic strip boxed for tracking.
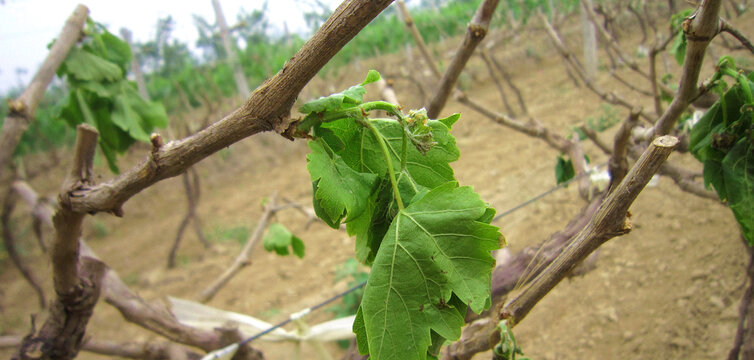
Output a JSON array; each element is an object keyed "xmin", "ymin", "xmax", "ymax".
[
  {"xmin": 168, "ymin": 297, "xmax": 296, "ymax": 341},
  {"xmin": 169, "ymin": 297, "xmax": 356, "ymax": 343},
  {"xmin": 201, "ymin": 343, "xmax": 239, "ymax": 360},
  {"xmin": 290, "ymin": 308, "xmax": 312, "ymax": 321}
]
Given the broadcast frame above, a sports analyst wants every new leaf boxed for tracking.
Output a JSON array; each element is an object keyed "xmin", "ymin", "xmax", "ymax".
[
  {"xmin": 356, "ymin": 183, "xmax": 500, "ymax": 360},
  {"xmin": 307, "ymin": 140, "xmax": 379, "ymax": 228},
  {"xmin": 263, "ymin": 223, "xmax": 305, "ymax": 258},
  {"xmin": 690, "ymin": 74, "xmax": 754, "ymax": 245}
]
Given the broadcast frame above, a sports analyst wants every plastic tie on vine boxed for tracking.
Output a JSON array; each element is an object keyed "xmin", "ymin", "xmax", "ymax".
[
  {"xmin": 169, "ymin": 296, "xmax": 357, "ymax": 343},
  {"xmin": 290, "ymin": 308, "xmax": 312, "ymax": 321},
  {"xmin": 586, "ymin": 163, "xmax": 611, "ymax": 193},
  {"xmin": 200, "ymin": 343, "xmax": 239, "ymax": 360}
]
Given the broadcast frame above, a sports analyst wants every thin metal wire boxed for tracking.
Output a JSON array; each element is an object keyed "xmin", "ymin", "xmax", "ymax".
[
  {"xmin": 492, "ymin": 162, "xmax": 608, "ymax": 222},
  {"xmin": 239, "ymin": 280, "xmax": 367, "ymax": 346}
]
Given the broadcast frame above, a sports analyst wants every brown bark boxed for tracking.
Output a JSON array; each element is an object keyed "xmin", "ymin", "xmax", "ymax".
[
  {"xmin": 540, "ymin": 14, "xmax": 654, "ymax": 124},
  {"xmin": 478, "ymin": 50, "xmax": 516, "ymax": 116},
  {"xmin": 0, "ymin": 5, "xmax": 88, "ymax": 178},
  {"xmin": 657, "ymin": 161, "xmax": 718, "ymax": 200},
  {"xmin": 426, "ymin": 0, "xmax": 500, "ymax": 118},
  {"xmin": 441, "ymin": 318, "xmax": 497, "ymax": 360},
  {"xmin": 579, "ymin": 125, "xmax": 612, "ymax": 155},
  {"xmin": 2, "ymin": 335, "xmax": 202, "ymax": 360},
  {"xmin": 502, "ymin": 136, "xmax": 679, "ymax": 326},
  {"xmin": 396, "ymin": 0, "xmax": 442, "ymax": 79},
  {"xmin": 456, "ymin": 94, "xmax": 571, "ymax": 153},
  {"xmin": 79, "ymin": 241, "xmax": 262, "ymax": 357},
  {"xmin": 64, "ymin": 0, "xmax": 394, "ymax": 216},
  {"xmin": 6, "ymin": 180, "xmax": 265, "ymax": 358},
  {"xmin": 720, "ymin": 18, "xmax": 754, "ymax": 54},
  {"xmin": 12, "ymin": 257, "xmax": 106, "ymax": 360},
  {"xmin": 566, "ymin": 132, "xmax": 592, "ymax": 200},
  {"xmin": 649, "ymin": 33, "xmax": 677, "ymax": 116},
  {"xmin": 729, "ymin": 236, "xmax": 754, "ymax": 360},
  {"xmin": 14, "ymin": 124, "xmax": 104, "ymax": 360},
  {"xmin": 654, "ymin": 0, "xmax": 723, "ymax": 136},
  {"xmin": 11, "ymin": 180, "xmax": 54, "ymax": 229},
  {"xmin": 83, "ymin": 339, "xmax": 201, "ymax": 360},
  {"xmin": 608, "ymin": 109, "xmax": 641, "ymax": 189},
  {"xmin": 168, "ymin": 167, "xmax": 209, "ymax": 269},
  {"xmin": 1, "ymin": 188, "xmax": 47, "ymax": 309},
  {"xmin": 486, "ymin": 51, "xmax": 529, "ymax": 116}
]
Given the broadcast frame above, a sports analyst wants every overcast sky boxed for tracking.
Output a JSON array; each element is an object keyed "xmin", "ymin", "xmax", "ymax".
[{"xmin": 0, "ymin": 0, "xmax": 345, "ymax": 93}]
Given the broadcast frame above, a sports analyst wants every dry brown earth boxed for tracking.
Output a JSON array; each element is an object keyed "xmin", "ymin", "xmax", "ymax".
[{"xmin": 1, "ymin": 9, "xmax": 752, "ymax": 360}]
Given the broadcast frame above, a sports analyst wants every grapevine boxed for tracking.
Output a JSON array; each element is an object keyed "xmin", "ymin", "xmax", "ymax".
[
  {"xmin": 689, "ymin": 57, "xmax": 754, "ymax": 245},
  {"xmin": 55, "ymin": 19, "xmax": 169, "ymax": 173},
  {"xmin": 297, "ymin": 70, "xmax": 505, "ymax": 359}
]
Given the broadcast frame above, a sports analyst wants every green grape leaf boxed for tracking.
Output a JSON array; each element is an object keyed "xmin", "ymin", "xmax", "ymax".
[
  {"xmin": 690, "ymin": 71, "xmax": 754, "ymax": 245},
  {"xmin": 703, "ymin": 154, "xmax": 727, "ymax": 200},
  {"xmin": 347, "ymin": 178, "xmax": 393, "ymax": 264},
  {"xmin": 100, "ymin": 141, "xmax": 121, "ymax": 174},
  {"xmin": 670, "ymin": 32, "xmax": 687, "ymax": 66},
  {"xmin": 437, "ymin": 113, "xmax": 460, "ymax": 128},
  {"xmin": 56, "ymin": 92, "xmax": 82, "ymax": 128},
  {"xmin": 722, "ymin": 140, "xmax": 754, "ymax": 245},
  {"xmin": 313, "ymin": 126, "xmax": 346, "ymax": 152},
  {"xmin": 127, "ymin": 86, "xmax": 169, "ymax": 129},
  {"xmin": 52, "ymin": 17, "xmax": 168, "ymax": 175},
  {"xmin": 493, "ymin": 320, "xmax": 529, "ymax": 360},
  {"xmin": 669, "ymin": 9, "xmax": 693, "ymax": 66},
  {"xmin": 60, "ymin": 47, "xmax": 123, "ymax": 82},
  {"xmin": 79, "ymin": 81, "xmax": 116, "ymax": 98},
  {"xmin": 307, "ymin": 140, "xmax": 379, "ymax": 228},
  {"xmin": 554, "ymin": 155, "xmax": 575, "ymax": 185},
  {"xmin": 300, "ymin": 71, "xmax": 380, "ymax": 115},
  {"xmin": 362, "ymin": 69, "xmax": 381, "ymax": 85},
  {"xmin": 100, "ymin": 30, "xmax": 132, "ymax": 70},
  {"xmin": 353, "ymin": 308, "xmax": 369, "ymax": 354},
  {"xmin": 112, "ymin": 93, "xmax": 151, "ymax": 142},
  {"xmin": 74, "ymin": 89, "xmax": 98, "ymax": 127},
  {"xmin": 311, "ymin": 180, "xmax": 342, "ymax": 229},
  {"xmin": 291, "ymin": 236, "xmax": 306, "ymax": 258},
  {"xmin": 319, "ymin": 115, "xmax": 459, "ymax": 265},
  {"xmin": 478, "ymin": 206, "xmax": 497, "ymax": 224},
  {"xmin": 325, "ymin": 118, "xmax": 459, "ymax": 189},
  {"xmin": 356, "ymin": 182, "xmax": 500, "ymax": 360},
  {"xmin": 263, "ymin": 223, "xmax": 305, "ymax": 258},
  {"xmin": 326, "ymin": 117, "xmax": 459, "ymax": 264}
]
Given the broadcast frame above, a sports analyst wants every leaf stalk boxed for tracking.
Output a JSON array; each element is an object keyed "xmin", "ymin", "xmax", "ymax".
[{"xmin": 365, "ymin": 121, "xmax": 405, "ymax": 211}]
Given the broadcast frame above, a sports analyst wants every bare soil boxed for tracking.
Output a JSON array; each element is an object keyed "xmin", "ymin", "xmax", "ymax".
[{"xmin": 1, "ymin": 11, "xmax": 752, "ymax": 360}]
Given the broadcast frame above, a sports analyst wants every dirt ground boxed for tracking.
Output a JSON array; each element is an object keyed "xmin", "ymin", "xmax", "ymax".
[{"xmin": 1, "ymin": 9, "xmax": 752, "ymax": 360}]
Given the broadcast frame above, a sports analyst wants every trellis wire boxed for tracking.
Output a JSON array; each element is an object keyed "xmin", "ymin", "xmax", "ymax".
[
  {"xmin": 201, "ymin": 280, "xmax": 366, "ymax": 359},
  {"xmin": 493, "ymin": 162, "xmax": 608, "ymax": 221}
]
